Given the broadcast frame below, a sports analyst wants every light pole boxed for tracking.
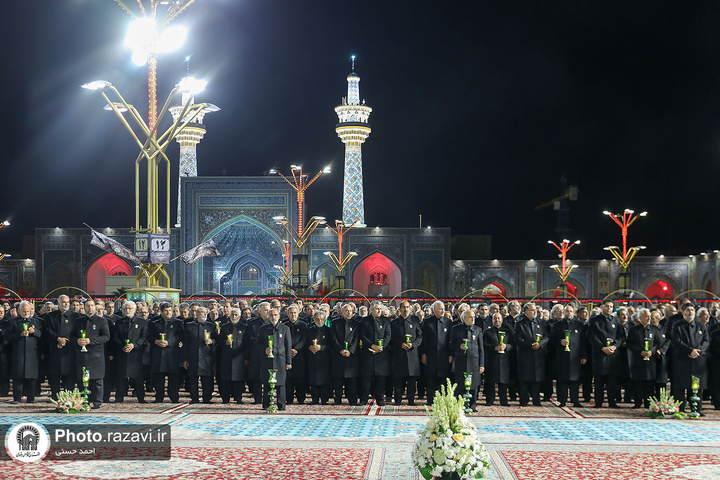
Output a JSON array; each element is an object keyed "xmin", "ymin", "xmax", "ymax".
[
  {"xmin": 603, "ymin": 209, "xmax": 647, "ymax": 293},
  {"xmin": 272, "ymin": 215, "xmax": 327, "ymax": 288},
  {"xmin": 0, "ymin": 221, "xmax": 10, "ymax": 262},
  {"xmin": 113, "ymin": 0, "xmax": 194, "ymax": 130},
  {"xmin": 270, "ymin": 165, "xmax": 330, "ymax": 236},
  {"xmin": 548, "ymin": 239, "xmax": 580, "ymax": 282},
  {"xmin": 323, "ymin": 220, "xmax": 359, "ymax": 290},
  {"xmin": 81, "ymin": 79, "xmax": 218, "ymax": 288},
  {"xmin": 272, "ymin": 239, "xmax": 292, "ymax": 286}
]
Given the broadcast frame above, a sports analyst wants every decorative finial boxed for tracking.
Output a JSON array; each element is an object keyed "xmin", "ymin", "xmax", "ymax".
[
  {"xmin": 351, "ymin": 55, "xmax": 356, "ymax": 71},
  {"xmin": 185, "ymin": 55, "xmax": 191, "ymax": 74}
]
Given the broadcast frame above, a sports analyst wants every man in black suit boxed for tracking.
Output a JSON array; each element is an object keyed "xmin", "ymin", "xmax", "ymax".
[
  {"xmin": 148, "ymin": 303, "xmax": 184, "ymax": 403},
  {"xmin": 45, "ymin": 295, "xmax": 79, "ymax": 400},
  {"xmin": 258, "ymin": 308, "xmax": 292, "ymax": 410},
  {"xmin": 72, "ymin": 300, "xmax": 110, "ymax": 409}
]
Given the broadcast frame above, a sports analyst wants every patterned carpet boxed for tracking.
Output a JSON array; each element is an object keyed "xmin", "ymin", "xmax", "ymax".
[{"xmin": 1, "ymin": 395, "xmax": 719, "ymax": 479}]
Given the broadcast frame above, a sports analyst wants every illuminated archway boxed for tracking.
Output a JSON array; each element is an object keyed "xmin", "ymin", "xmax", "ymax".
[
  {"xmin": 645, "ymin": 279, "xmax": 674, "ymax": 301},
  {"xmin": 86, "ymin": 254, "xmax": 133, "ymax": 295},
  {"xmin": 352, "ymin": 252, "xmax": 402, "ymax": 297},
  {"xmin": 482, "ymin": 282, "xmax": 506, "ymax": 300}
]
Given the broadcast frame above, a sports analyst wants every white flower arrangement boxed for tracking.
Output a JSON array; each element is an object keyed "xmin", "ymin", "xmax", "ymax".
[{"xmin": 412, "ymin": 379, "xmax": 490, "ymax": 479}]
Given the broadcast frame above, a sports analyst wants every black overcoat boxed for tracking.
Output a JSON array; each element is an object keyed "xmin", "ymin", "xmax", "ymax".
[
  {"xmin": 588, "ymin": 314, "xmax": 624, "ymax": 376},
  {"xmin": 71, "ymin": 314, "xmax": 110, "ymax": 379},
  {"xmin": 247, "ymin": 316, "xmax": 267, "ymax": 381},
  {"xmin": 626, "ymin": 323, "xmax": 660, "ymax": 381},
  {"xmin": 44, "ymin": 310, "xmax": 78, "ymax": 375},
  {"xmin": 390, "ymin": 315, "xmax": 423, "ymax": 377},
  {"xmin": 6, "ymin": 316, "xmax": 43, "ymax": 379},
  {"xmin": 550, "ymin": 318, "xmax": 586, "ymax": 382},
  {"xmin": 330, "ymin": 317, "xmax": 360, "ymax": 378},
  {"xmin": 286, "ymin": 320, "xmax": 309, "ymax": 379},
  {"xmin": 305, "ymin": 323, "xmax": 332, "ymax": 386},
  {"xmin": 0, "ymin": 317, "xmax": 11, "ymax": 378},
  {"xmin": 359, "ymin": 315, "xmax": 392, "ymax": 377},
  {"xmin": 148, "ymin": 318, "xmax": 184, "ymax": 374},
  {"xmin": 449, "ymin": 323, "xmax": 484, "ymax": 389},
  {"xmin": 483, "ymin": 326, "xmax": 514, "ymax": 384},
  {"xmin": 257, "ymin": 321, "xmax": 292, "ymax": 385},
  {"xmin": 671, "ymin": 319, "xmax": 710, "ymax": 389},
  {"xmin": 420, "ymin": 315, "xmax": 453, "ymax": 377},
  {"xmin": 514, "ymin": 314, "xmax": 548, "ymax": 382},
  {"xmin": 219, "ymin": 321, "xmax": 248, "ymax": 381},
  {"xmin": 184, "ymin": 321, "xmax": 215, "ymax": 376},
  {"xmin": 112, "ymin": 315, "xmax": 147, "ymax": 379}
]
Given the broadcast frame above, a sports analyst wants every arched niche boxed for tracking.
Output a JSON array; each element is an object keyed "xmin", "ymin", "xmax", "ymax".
[
  {"xmin": 352, "ymin": 252, "xmax": 402, "ymax": 297},
  {"xmin": 86, "ymin": 253, "xmax": 132, "ymax": 295}
]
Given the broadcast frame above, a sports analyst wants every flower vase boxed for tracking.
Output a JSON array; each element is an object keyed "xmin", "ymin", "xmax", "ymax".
[{"xmin": 434, "ymin": 473, "xmax": 461, "ymax": 480}]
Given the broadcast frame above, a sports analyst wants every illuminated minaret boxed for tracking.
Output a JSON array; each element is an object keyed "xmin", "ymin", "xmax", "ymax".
[
  {"xmin": 335, "ymin": 55, "xmax": 372, "ymax": 226},
  {"xmin": 170, "ymin": 76, "xmax": 215, "ymax": 227}
]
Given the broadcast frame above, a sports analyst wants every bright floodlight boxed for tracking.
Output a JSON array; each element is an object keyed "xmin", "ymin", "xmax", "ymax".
[
  {"xmin": 178, "ymin": 76, "xmax": 207, "ymax": 95},
  {"xmin": 323, "ymin": 166, "xmax": 331, "ymax": 174},
  {"xmin": 81, "ymin": 80, "xmax": 112, "ymax": 90},
  {"xmin": 574, "ymin": 240, "xmax": 581, "ymax": 244},
  {"xmin": 547, "ymin": 240, "xmax": 554, "ymax": 244},
  {"xmin": 349, "ymin": 251, "xmax": 358, "ymax": 256},
  {"xmin": 131, "ymin": 51, "xmax": 149, "ymax": 66},
  {"xmin": 104, "ymin": 103, "xmax": 130, "ymax": 113},
  {"xmin": 639, "ymin": 211, "xmax": 648, "ymax": 216},
  {"xmin": 125, "ymin": 18, "xmax": 186, "ymax": 66},
  {"xmin": 323, "ymin": 251, "xmax": 331, "ymax": 256},
  {"xmin": 602, "ymin": 210, "xmax": 611, "ymax": 215},
  {"xmin": 2, "ymin": 221, "xmax": 9, "ymax": 226},
  {"xmin": 159, "ymin": 25, "xmax": 187, "ymax": 52},
  {"xmin": 291, "ymin": 165, "xmax": 301, "ymax": 170},
  {"xmin": 201, "ymin": 103, "xmax": 221, "ymax": 113},
  {"xmin": 269, "ymin": 169, "xmax": 277, "ymax": 174},
  {"xmin": 272, "ymin": 216, "xmax": 286, "ymax": 221}
]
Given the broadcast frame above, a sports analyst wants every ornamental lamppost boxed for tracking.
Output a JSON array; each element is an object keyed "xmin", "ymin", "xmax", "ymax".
[
  {"xmin": 271, "ymin": 239, "xmax": 292, "ymax": 286},
  {"xmin": 603, "ymin": 209, "xmax": 647, "ymax": 293},
  {"xmin": 81, "ymin": 78, "xmax": 218, "ymax": 294},
  {"xmin": 548, "ymin": 239, "xmax": 580, "ymax": 282},
  {"xmin": 112, "ymin": 0, "xmax": 195, "ymax": 130},
  {"xmin": 270, "ymin": 165, "xmax": 330, "ymax": 236},
  {"xmin": 0, "ymin": 221, "xmax": 10, "ymax": 262},
  {"xmin": 272, "ymin": 215, "xmax": 327, "ymax": 288},
  {"xmin": 323, "ymin": 220, "xmax": 359, "ymax": 290}
]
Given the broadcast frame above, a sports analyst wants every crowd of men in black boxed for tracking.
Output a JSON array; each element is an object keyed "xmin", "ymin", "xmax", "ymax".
[{"xmin": 0, "ymin": 295, "xmax": 718, "ymax": 414}]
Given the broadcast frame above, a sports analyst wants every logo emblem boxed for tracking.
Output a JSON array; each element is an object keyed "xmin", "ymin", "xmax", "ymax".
[{"xmin": 5, "ymin": 422, "xmax": 50, "ymax": 463}]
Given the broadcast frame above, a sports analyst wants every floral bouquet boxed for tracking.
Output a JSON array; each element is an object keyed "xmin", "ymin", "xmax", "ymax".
[
  {"xmin": 412, "ymin": 379, "xmax": 490, "ymax": 479},
  {"xmin": 646, "ymin": 388, "xmax": 685, "ymax": 420},
  {"xmin": 52, "ymin": 388, "xmax": 91, "ymax": 413}
]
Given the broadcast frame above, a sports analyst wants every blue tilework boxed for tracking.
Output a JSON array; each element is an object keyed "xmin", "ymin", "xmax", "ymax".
[
  {"xmin": 476, "ymin": 420, "xmax": 720, "ymax": 443},
  {"xmin": 182, "ymin": 417, "xmax": 424, "ymax": 438},
  {"xmin": 0, "ymin": 415, "xmax": 142, "ymax": 425}
]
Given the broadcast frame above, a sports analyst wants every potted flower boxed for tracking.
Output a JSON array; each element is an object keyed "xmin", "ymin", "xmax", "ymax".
[
  {"xmin": 51, "ymin": 388, "xmax": 91, "ymax": 414},
  {"xmin": 646, "ymin": 388, "xmax": 686, "ymax": 420},
  {"xmin": 413, "ymin": 379, "xmax": 490, "ymax": 479}
]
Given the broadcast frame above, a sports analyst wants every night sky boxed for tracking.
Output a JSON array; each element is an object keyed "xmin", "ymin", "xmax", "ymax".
[{"xmin": 2, "ymin": 1, "xmax": 720, "ymax": 261}]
